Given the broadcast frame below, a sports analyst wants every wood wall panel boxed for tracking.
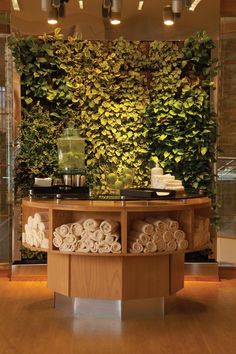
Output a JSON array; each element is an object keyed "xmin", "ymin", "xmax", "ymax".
[{"xmin": 221, "ymin": 0, "xmax": 236, "ymax": 16}]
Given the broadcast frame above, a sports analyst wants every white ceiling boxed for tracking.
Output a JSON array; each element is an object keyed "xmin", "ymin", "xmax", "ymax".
[{"xmin": 11, "ymin": 0, "xmax": 220, "ymax": 40}]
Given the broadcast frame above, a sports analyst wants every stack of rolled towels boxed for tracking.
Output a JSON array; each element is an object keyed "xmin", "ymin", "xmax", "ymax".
[
  {"xmin": 53, "ymin": 218, "xmax": 121, "ymax": 254},
  {"xmin": 128, "ymin": 217, "xmax": 188, "ymax": 253},
  {"xmin": 22, "ymin": 212, "xmax": 49, "ymax": 249},
  {"xmin": 193, "ymin": 216, "xmax": 210, "ymax": 249}
]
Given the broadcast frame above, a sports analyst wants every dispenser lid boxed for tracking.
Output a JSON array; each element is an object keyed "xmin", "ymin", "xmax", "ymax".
[{"xmin": 63, "ymin": 127, "xmax": 80, "ymax": 137}]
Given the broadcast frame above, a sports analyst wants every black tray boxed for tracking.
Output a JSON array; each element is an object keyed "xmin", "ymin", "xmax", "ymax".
[
  {"xmin": 30, "ymin": 185, "xmax": 89, "ymax": 199},
  {"xmin": 120, "ymin": 188, "xmax": 176, "ymax": 199}
]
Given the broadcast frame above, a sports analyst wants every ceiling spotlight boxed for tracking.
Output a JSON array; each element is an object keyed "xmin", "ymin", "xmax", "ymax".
[
  {"xmin": 110, "ymin": 0, "xmax": 122, "ymax": 25},
  {"xmin": 58, "ymin": 2, "xmax": 65, "ymax": 17},
  {"xmin": 110, "ymin": 11, "xmax": 121, "ymax": 25},
  {"xmin": 52, "ymin": 0, "xmax": 60, "ymax": 8},
  {"xmin": 172, "ymin": 0, "xmax": 183, "ymax": 17},
  {"xmin": 41, "ymin": 0, "xmax": 50, "ymax": 11},
  {"xmin": 48, "ymin": 6, "xmax": 58, "ymax": 25},
  {"xmin": 163, "ymin": 5, "xmax": 174, "ymax": 26}
]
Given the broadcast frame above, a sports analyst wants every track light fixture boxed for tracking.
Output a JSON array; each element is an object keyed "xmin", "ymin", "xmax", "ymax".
[
  {"xmin": 47, "ymin": 6, "xmax": 58, "ymax": 25},
  {"xmin": 110, "ymin": 0, "xmax": 122, "ymax": 25},
  {"xmin": 172, "ymin": 0, "xmax": 183, "ymax": 17},
  {"xmin": 163, "ymin": 5, "xmax": 174, "ymax": 26},
  {"xmin": 43, "ymin": 0, "xmax": 69, "ymax": 25}
]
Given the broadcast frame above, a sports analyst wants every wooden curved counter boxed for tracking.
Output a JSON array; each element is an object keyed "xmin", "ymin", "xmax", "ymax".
[{"xmin": 22, "ymin": 196, "xmax": 211, "ymax": 318}]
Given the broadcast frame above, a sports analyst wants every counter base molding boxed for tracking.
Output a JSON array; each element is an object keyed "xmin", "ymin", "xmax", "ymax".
[
  {"xmin": 22, "ymin": 197, "xmax": 211, "ymax": 318},
  {"xmin": 54, "ymin": 293, "xmax": 165, "ymax": 319},
  {"xmin": 184, "ymin": 262, "xmax": 219, "ymax": 281}
]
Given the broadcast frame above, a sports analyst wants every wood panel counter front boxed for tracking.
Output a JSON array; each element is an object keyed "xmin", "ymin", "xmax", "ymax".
[{"xmin": 22, "ymin": 197, "xmax": 211, "ymax": 304}]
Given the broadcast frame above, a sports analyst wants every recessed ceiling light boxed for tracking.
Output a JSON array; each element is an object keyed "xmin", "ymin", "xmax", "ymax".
[
  {"xmin": 189, "ymin": 0, "xmax": 202, "ymax": 11},
  {"xmin": 138, "ymin": 1, "xmax": 144, "ymax": 11},
  {"xmin": 78, "ymin": 0, "xmax": 84, "ymax": 10},
  {"xmin": 11, "ymin": 0, "xmax": 20, "ymax": 11}
]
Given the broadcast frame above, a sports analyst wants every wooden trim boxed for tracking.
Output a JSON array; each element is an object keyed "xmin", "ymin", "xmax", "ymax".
[
  {"xmin": 221, "ymin": 0, "xmax": 236, "ymax": 16},
  {"xmin": 0, "ymin": 264, "xmax": 10, "ymax": 278},
  {"xmin": 219, "ymin": 266, "xmax": 236, "ymax": 279},
  {"xmin": 0, "ymin": 0, "xmax": 10, "ymax": 11}
]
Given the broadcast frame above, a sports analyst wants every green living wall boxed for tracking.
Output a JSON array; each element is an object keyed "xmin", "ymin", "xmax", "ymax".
[{"xmin": 10, "ymin": 29, "xmax": 217, "ymax": 199}]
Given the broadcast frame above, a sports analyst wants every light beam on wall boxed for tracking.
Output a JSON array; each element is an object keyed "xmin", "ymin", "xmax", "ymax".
[
  {"xmin": 189, "ymin": 0, "xmax": 202, "ymax": 11},
  {"xmin": 11, "ymin": 0, "xmax": 21, "ymax": 11}
]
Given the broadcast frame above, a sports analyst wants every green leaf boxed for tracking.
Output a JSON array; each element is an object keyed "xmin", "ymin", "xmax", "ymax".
[
  {"xmin": 24, "ymin": 97, "xmax": 33, "ymax": 105},
  {"xmin": 159, "ymin": 134, "xmax": 167, "ymax": 141}
]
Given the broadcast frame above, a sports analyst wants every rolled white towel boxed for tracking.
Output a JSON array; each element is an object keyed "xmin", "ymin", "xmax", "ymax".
[
  {"xmin": 32, "ymin": 217, "xmax": 39, "ymax": 230},
  {"xmin": 90, "ymin": 241, "xmax": 99, "ymax": 253},
  {"xmin": 27, "ymin": 216, "xmax": 33, "ymax": 228},
  {"xmin": 90, "ymin": 229, "xmax": 104, "ymax": 242},
  {"xmin": 24, "ymin": 224, "xmax": 30, "ymax": 235},
  {"xmin": 81, "ymin": 229, "xmax": 91, "ymax": 240},
  {"xmin": 41, "ymin": 238, "xmax": 49, "ymax": 249},
  {"xmin": 53, "ymin": 233, "xmax": 63, "ymax": 248},
  {"xmin": 31, "ymin": 229, "xmax": 39, "ymax": 247},
  {"xmin": 110, "ymin": 233, "xmax": 119, "ymax": 242},
  {"xmin": 100, "ymin": 219, "xmax": 119, "ymax": 234},
  {"xmin": 65, "ymin": 234, "xmax": 77, "ymax": 245},
  {"xmin": 166, "ymin": 239, "xmax": 177, "ymax": 252},
  {"xmin": 162, "ymin": 231, "xmax": 173, "ymax": 243},
  {"xmin": 76, "ymin": 241, "xmax": 90, "ymax": 253},
  {"xmin": 152, "ymin": 231, "xmax": 163, "ymax": 243},
  {"xmin": 131, "ymin": 220, "xmax": 154, "ymax": 235},
  {"xmin": 22, "ymin": 232, "xmax": 26, "ymax": 244},
  {"xmin": 34, "ymin": 230, "xmax": 45, "ymax": 247},
  {"xmin": 144, "ymin": 241, "xmax": 157, "ymax": 253},
  {"xmin": 38, "ymin": 221, "xmax": 49, "ymax": 232},
  {"xmin": 166, "ymin": 219, "xmax": 179, "ymax": 232},
  {"xmin": 70, "ymin": 222, "xmax": 84, "ymax": 237},
  {"xmin": 57, "ymin": 224, "xmax": 71, "ymax": 237},
  {"xmin": 156, "ymin": 239, "xmax": 167, "ymax": 252},
  {"xmin": 105, "ymin": 234, "xmax": 116, "ymax": 245},
  {"xmin": 26, "ymin": 232, "xmax": 34, "ymax": 246},
  {"xmin": 145, "ymin": 217, "xmax": 167, "ymax": 233},
  {"xmin": 128, "ymin": 231, "xmax": 150, "ymax": 246},
  {"xmin": 59, "ymin": 242, "xmax": 76, "ymax": 252},
  {"xmin": 111, "ymin": 242, "xmax": 122, "ymax": 253},
  {"xmin": 83, "ymin": 218, "xmax": 102, "ymax": 231},
  {"xmin": 173, "ymin": 229, "xmax": 186, "ymax": 241},
  {"xmin": 98, "ymin": 241, "xmax": 111, "ymax": 253},
  {"xmin": 85, "ymin": 238, "xmax": 95, "ymax": 249},
  {"xmin": 34, "ymin": 213, "xmax": 42, "ymax": 224},
  {"xmin": 177, "ymin": 239, "xmax": 188, "ymax": 250},
  {"xmin": 128, "ymin": 241, "xmax": 143, "ymax": 253}
]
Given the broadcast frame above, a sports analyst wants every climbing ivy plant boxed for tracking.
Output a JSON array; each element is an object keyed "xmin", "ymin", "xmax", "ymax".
[
  {"xmin": 148, "ymin": 32, "xmax": 217, "ymax": 197},
  {"xmin": 9, "ymin": 29, "xmax": 217, "ymax": 199}
]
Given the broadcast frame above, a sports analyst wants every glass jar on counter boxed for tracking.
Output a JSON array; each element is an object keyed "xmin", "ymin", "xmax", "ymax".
[{"xmin": 57, "ymin": 127, "xmax": 85, "ymax": 173}]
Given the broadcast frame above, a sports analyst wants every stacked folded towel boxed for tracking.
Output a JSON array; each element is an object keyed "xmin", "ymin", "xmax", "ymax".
[
  {"xmin": 22, "ymin": 212, "xmax": 49, "ymax": 249},
  {"xmin": 53, "ymin": 218, "xmax": 121, "ymax": 254},
  {"xmin": 152, "ymin": 174, "xmax": 185, "ymax": 191},
  {"xmin": 128, "ymin": 216, "xmax": 188, "ymax": 253}
]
